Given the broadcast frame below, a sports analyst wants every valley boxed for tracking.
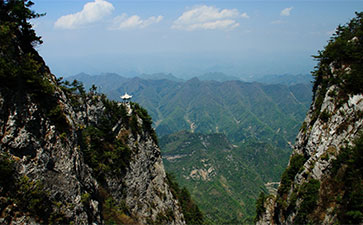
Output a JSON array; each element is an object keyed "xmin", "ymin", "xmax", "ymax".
[
  {"xmin": 160, "ymin": 131, "xmax": 290, "ymax": 224},
  {"xmin": 1, "ymin": 1, "xmax": 362, "ymax": 224},
  {"xmin": 68, "ymin": 73, "xmax": 312, "ymax": 223}
]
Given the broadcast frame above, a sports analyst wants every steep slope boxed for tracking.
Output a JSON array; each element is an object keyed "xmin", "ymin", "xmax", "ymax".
[
  {"xmin": 160, "ymin": 131, "xmax": 290, "ymax": 224},
  {"xmin": 255, "ymin": 12, "xmax": 363, "ymax": 225},
  {"xmin": 0, "ymin": 1, "xmax": 187, "ymax": 224}
]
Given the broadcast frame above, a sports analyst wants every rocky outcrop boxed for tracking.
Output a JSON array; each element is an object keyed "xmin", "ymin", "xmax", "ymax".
[
  {"xmin": 107, "ymin": 105, "xmax": 184, "ymax": 224},
  {"xmin": 256, "ymin": 13, "xmax": 363, "ymax": 225},
  {"xmin": 0, "ymin": 3, "xmax": 185, "ymax": 222},
  {"xmin": 0, "ymin": 66, "xmax": 185, "ymax": 224},
  {"xmin": 256, "ymin": 196, "xmax": 275, "ymax": 225},
  {"xmin": 0, "ymin": 86, "xmax": 101, "ymax": 224}
]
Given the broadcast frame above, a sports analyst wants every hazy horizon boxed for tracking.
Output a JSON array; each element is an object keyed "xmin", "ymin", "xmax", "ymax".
[{"xmin": 32, "ymin": 0, "xmax": 363, "ymax": 78}]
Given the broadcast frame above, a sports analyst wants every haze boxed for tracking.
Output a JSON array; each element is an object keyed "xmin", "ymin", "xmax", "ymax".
[{"xmin": 32, "ymin": 0, "xmax": 363, "ymax": 78}]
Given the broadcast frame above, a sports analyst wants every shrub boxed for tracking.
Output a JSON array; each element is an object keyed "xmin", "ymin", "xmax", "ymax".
[
  {"xmin": 254, "ymin": 192, "xmax": 267, "ymax": 223},
  {"xmin": 100, "ymin": 192, "xmax": 133, "ymax": 225},
  {"xmin": 130, "ymin": 102, "xmax": 159, "ymax": 145},
  {"xmin": 81, "ymin": 125, "xmax": 131, "ymax": 183},
  {"xmin": 81, "ymin": 193, "xmax": 91, "ymax": 205},
  {"xmin": 319, "ymin": 110, "xmax": 331, "ymax": 123},
  {"xmin": 166, "ymin": 173, "xmax": 204, "ymax": 225},
  {"xmin": 278, "ymin": 154, "xmax": 307, "ymax": 196},
  {"xmin": 0, "ymin": 153, "xmax": 15, "ymax": 191},
  {"xmin": 300, "ymin": 122, "xmax": 307, "ymax": 134},
  {"xmin": 47, "ymin": 105, "xmax": 69, "ymax": 132},
  {"xmin": 11, "ymin": 176, "xmax": 67, "ymax": 224},
  {"xmin": 331, "ymin": 133, "xmax": 363, "ymax": 224},
  {"xmin": 312, "ymin": 12, "xmax": 363, "ymax": 101},
  {"xmin": 294, "ymin": 179, "xmax": 320, "ymax": 224}
]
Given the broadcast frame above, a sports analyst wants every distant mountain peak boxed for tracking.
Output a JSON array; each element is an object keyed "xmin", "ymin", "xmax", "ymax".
[
  {"xmin": 198, "ymin": 72, "xmax": 240, "ymax": 82},
  {"xmin": 139, "ymin": 72, "xmax": 183, "ymax": 82},
  {"xmin": 186, "ymin": 77, "xmax": 201, "ymax": 82}
]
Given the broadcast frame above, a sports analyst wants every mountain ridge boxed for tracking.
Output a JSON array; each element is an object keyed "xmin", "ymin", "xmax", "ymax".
[{"xmin": 68, "ymin": 74, "xmax": 312, "ymax": 146}]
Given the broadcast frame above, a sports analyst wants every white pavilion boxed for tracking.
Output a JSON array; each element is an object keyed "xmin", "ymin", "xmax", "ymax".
[{"xmin": 121, "ymin": 92, "xmax": 132, "ymax": 102}]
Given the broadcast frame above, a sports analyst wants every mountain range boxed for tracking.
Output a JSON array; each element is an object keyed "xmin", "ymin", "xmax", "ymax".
[
  {"xmin": 67, "ymin": 74, "xmax": 312, "ymax": 146},
  {"xmin": 67, "ymin": 72, "xmax": 313, "ymax": 223}
]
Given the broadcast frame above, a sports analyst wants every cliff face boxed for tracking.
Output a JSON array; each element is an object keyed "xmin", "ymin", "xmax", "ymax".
[
  {"xmin": 256, "ymin": 13, "xmax": 363, "ymax": 225},
  {"xmin": 0, "ymin": 2, "xmax": 184, "ymax": 224},
  {"xmin": 0, "ymin": 70, "xmax": 185, "ymax": 224}
]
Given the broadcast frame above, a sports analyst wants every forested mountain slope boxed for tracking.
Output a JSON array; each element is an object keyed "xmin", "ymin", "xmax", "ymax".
[
  {"xmin": 69, "ymin": 75, "xmax": 312, "ymax": 146},
  {"xmin": 160, "ymin": 131, "xmax": 290, "ymax": 224}
]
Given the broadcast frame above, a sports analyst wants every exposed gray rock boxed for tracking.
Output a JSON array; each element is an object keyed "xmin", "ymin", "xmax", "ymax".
[
  {"xmin": 256, "ymin": 80, "xmax": 363, "ymax": 224},
  {"xmin": 256, "ymin": 196, "xmax": 275, "ymax": 225},
  {"xmin": 0, "ymin": 71, "xmax": 185, "ymax": 224}
]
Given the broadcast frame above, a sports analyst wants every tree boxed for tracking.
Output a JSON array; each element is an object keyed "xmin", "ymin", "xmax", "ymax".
[{"xmin": 0, "ymin": 0, "xmax": 44, "ymax": 52}]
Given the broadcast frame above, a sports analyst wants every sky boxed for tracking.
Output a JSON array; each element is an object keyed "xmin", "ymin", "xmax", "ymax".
[{"xmin": 31, "ymin": 0, "xmax": 363, "ymax": 79}]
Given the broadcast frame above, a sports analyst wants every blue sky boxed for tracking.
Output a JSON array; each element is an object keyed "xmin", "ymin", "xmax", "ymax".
[{"xmin": 32, "ymin": 0, "xmax": 363, "ymax": 78}]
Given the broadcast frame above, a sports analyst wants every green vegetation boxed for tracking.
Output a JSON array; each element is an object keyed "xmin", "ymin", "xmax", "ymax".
[
  {"xmin": 0, "ymin": 153, "xmax": 15, "ymax": 188},
  {"xmin": 331, "ymin": 133, "xmax": 363, "ymax": 224},
  {"xmin": 70, "ymin": 67, "xmax": 312, "ymax": 225},
  {"xmin": 102, "ymin": 197, "xmax": 132, "ymax": 224},
  {"xmin": 254, "ymin": 192, "xmax": 267, "ymax": 223},
  {"xmin": 131, "ymin": 102, "xmax": 158, "ymax": 144},
  {"xmin": 97, "ymin": 187, "xmax": 135, "ymax": 225},
  {"xmin": 273, "ymin": 153, "xmax": 308, "ymax": 223},
  {"xmin": 0, "ymin": 154, "xmax": 66, "ymax": 224},
  {"xmin": 66, "ymin": 86, "xmax": 130, "ymax": 181},
  {"xmin": 71, "ymin": 75, "xmax": 312, "ymax": 148},
  {"xmin": 81, "ymin": 192, "xmax": 91, "ymax": 205},
  {"xmin": 80, "ymin": 94, "xmax": 160, "ymax": 184},
  {"xmin": 0, "ymin": 1, "xmax": 70, "ymax": 222},
  {"xmin": 81, "ymin": 125, "xmax": 131, "ymax": 183},
  {"xmin": 278, "ymin": 154, "xmax": 307, "ymax": 197},
  {"xmin": 0, "ymin": 0, "xmax": 70, "ymax": 132},
  {"xmin": 294, "ymin": 179, "xmax": 320, "ymax": 224},
  {"xmin": 312, "ymin": 12, "xmax": 363, "ymax": 116},
  {"xmin": 319, "ymin": 110, "xmax": 331, "ymax": 123},
  {"xmin": 166, "ymin": 173, "xmax": 204, "ymax": 225},
  {"xmin": 15, "ymin": 176, "xmax": 66, "ymax": 223},
  {"xmin": 101, "ymin": 96, "xmax": 128, "ymax": 127},
  {"xmin": 300, "ymin": 121, "xmax": 307, "ymax": 133},
  {"xmin": 57, "ymin": 78, "xmax": 87, "ymax": 109},
  {"xmin": 160, "ymin": 131, "xmax": 290, "ymax": 224}
]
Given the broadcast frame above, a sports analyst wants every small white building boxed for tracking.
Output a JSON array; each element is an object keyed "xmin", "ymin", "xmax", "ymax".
[{"xmin": 121, "ymin": 92, "xmax": 132, "ymax": 102}]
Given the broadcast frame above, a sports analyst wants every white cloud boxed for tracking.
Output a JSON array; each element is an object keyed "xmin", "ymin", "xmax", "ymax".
[
  {"xmin": 280, "ymin": 7, "xmax": 293, "ymax": 16},
  {"xmin": 111, "ymin": 14, "xmax": 163, "ymax": 29},
  {"xmin": 172, "ymin": 5, "xmax": 249, "ymax": 31},
  {"xmin": 54, "ymin": 0, "xmax": 114, "ymax": 29},
  {"xmin": 241, "ymin": 13, "xmax": 249, "ymax": 19}
]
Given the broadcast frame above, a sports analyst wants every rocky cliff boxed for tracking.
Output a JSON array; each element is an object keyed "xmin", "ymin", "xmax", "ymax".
[
  {"xmin": 0, "ymin": 1, "xmax": 185, "ymax": 224},
  {"xmin": 255, "ymin": 12, "xmax": 363, "ymax": 225}
]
